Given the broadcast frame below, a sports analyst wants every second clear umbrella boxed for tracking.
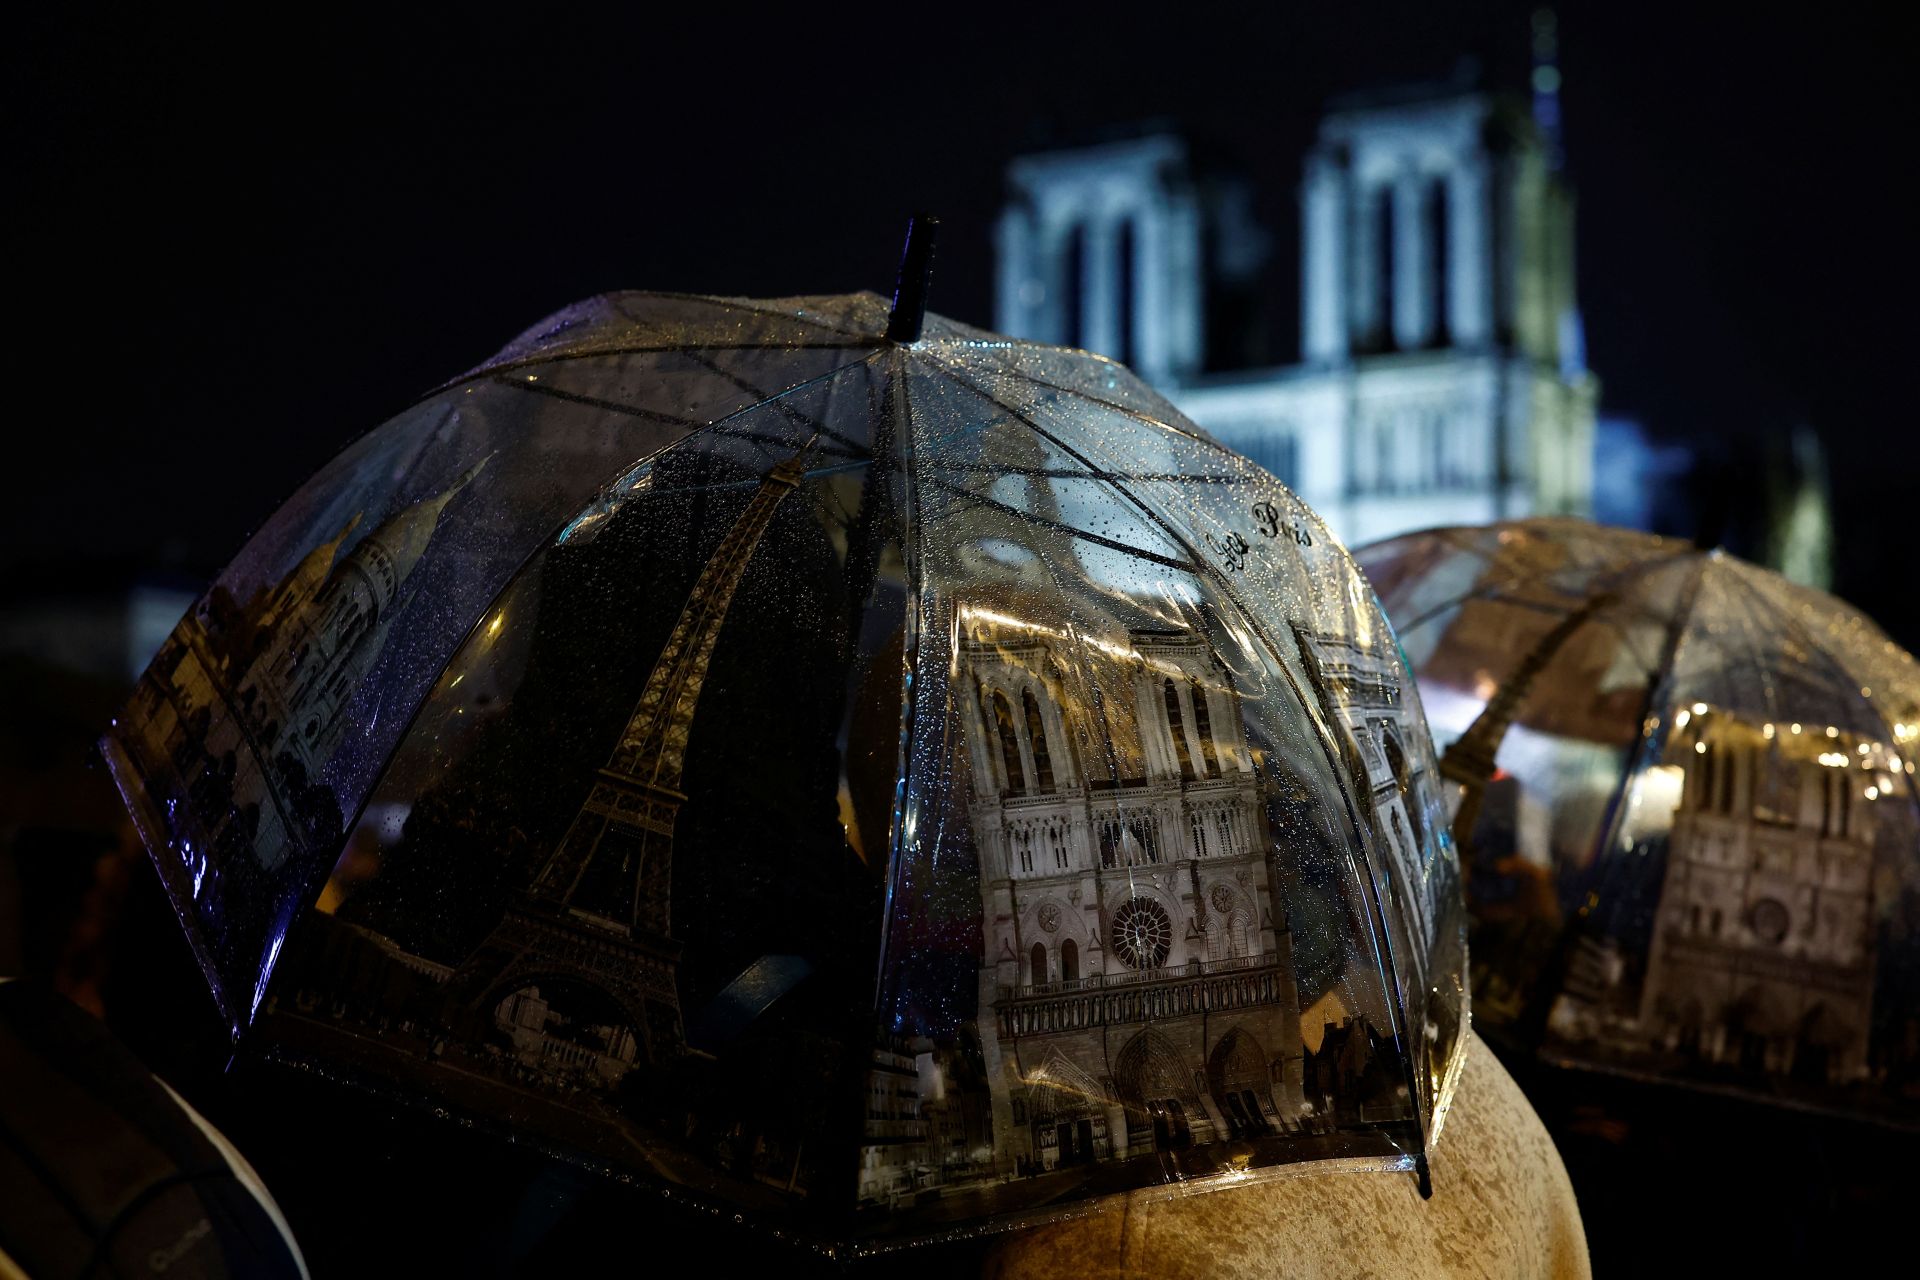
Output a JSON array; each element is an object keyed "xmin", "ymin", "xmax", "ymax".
[{"xmin": 1359, "ymin": 516, "xmax": 1920, "ymax": 1127}]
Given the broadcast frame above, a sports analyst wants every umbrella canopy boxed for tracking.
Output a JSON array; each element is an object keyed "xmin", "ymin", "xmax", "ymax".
[
  {"xmin": 101, "ymin": 227, "xmax": 1465, "ymax": 1249},
  {"xmin": 1358, "ymin": 517, "xmax": 1920, "ymax": 1127}
]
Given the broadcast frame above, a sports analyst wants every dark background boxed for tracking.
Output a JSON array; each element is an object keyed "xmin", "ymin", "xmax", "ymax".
[
  {"xmin": 4, "ymin": 3, "xmax": 1917, "ymax": 1276},
  {"xmin": 5, "ymin": 2, "xmax": 1914, "ymax": 641}
]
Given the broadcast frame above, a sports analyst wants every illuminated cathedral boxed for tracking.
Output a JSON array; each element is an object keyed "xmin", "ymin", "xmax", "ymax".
[
  {"xmin": 994, "ymin": 48, "xmax": 1595, "ymax": 548},
  {"xmin": 1635, "ymin": 709, "xmax": 1878, "ymax": 1083}
]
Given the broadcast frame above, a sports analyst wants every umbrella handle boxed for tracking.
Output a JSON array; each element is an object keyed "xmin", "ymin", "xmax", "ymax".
[{"xmin": 886, "ymin": 212, "xmax": 940, "ymax": 343}]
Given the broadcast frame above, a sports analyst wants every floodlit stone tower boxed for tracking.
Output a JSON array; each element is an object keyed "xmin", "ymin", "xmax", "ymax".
[{"xmin": 996, "ymin": 69, "xmax": 1596, "ymax": 546}]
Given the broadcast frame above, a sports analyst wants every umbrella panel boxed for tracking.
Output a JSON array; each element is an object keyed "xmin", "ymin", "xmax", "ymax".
[
  {"xmin": 244, "ymin": 349, "xmax": 1462, "ymax": 1246},
  {"xmin": 1362, "ymin": 520, "xmax": 1920, "ymax": 1126},
  {"xmin": 906, "ymin": 346, "xmax": 1465, "ymax": 1132},
  {"xmin": 101, "ymin": 311, "xmax": 885, "ymax": 1034},
  {"xmin": 104, "ymin": 301, "xmax": 1469, "ymax": 1248}
]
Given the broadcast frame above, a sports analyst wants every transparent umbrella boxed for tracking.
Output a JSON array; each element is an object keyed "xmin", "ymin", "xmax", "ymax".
[
  {"xmin": 1358, "ymin": 516, "xmax": 1920, "ymax": 1127},
  {"xmin": 101, "ymin": 222, "xmax": 1466, "ymax": 1251}
]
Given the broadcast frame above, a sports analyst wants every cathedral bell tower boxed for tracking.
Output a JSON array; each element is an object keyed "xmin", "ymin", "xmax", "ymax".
[{"xmin": 994, "ymin": 134, "xmax": 1208, "ymax": 384}]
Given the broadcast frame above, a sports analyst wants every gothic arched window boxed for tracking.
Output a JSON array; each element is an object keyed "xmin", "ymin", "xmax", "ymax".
[
  {"xmin": 1191, "ymin": 681, "xmax": 1219, "ymax": 776},
  {"xmin": 1375, "ymin": 188, "xmax": 1397, "ymax": 353},
  {"xmin": 1111, "ymin": 898, "xmax": 1173, "ymax": 970},
  {"xmin": 1164, "ymin": 680, "xmax": 1195, "ymax": 780},
  {"xmin": 1382, "ymin": 730, "xmax": 1425, "ymax": 851},
  {"xmin": 1063, "ymin": 223, "xmax": 1087, "ymax": 348},
  {"xmin": 1030, "ymin": 942, "xmax": 1048, "ymax": 987},
  {"xmin": 1428, "ymin": 176, "xmax": 1451, "ymax": 347},
  {"xmin": 992, "ymin": 690, "xmax": 1024, "ymax": 796},
  {"xmin": 1061, "ymin": 938, "xmax": 1079, "ymax": 983},
  {"xmin": 1023, "ymin": 688, "xmax": 1055, "ymax": 792}
]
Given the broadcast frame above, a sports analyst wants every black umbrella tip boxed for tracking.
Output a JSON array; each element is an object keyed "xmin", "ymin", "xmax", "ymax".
[{"xmin": 886, "ymin": 213, "xmax": 940, "ymax": 344}]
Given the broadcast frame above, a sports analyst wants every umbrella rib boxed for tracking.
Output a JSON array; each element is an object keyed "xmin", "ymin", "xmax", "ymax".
[
  {"xmin": 435, "ymin": 339, "xmax": 878, "ymax": 398},
  {"xmin": 605, "ymin": 289, "xmax": 878, "ymax": 341},
  {"xmin": 1388, "ymin": 545, "xmax": 1698, "ymax": 652},
  {"xmin": 490, "ymin": 353, "xmax": 880, "ymax": 461},
  {"xmin": 949, "ymin": 357, "xmax": 1242, "ymax": 457},
  {"xmin": 673, "ymin": 347, "xmax": 875, "ymax": 459},
  {"xmin": 600, "ymin": 458, "xmax": 869, "ymax": 504},
  {"xmin": 1393, "ymin": 577, "xmax": 1664, "ymax": 645},
  {"xmin": 487, "ymin": 374, "xmax": 708, "ymax": 428},
  {"xmin": 1729, "ymin": 567, "xmax": 1909, "ymax": 768},
  {"xmin": 929, "ymin": 464, "xmax": 1245, "ymax": 485},
  {"xmin": 914, "ymin": 362, "xmax": 1243, "ymax": 494},
  {"xmin": 917, "ymin": 362, "xmax": 1239, "ymax": 561},
  {"xmin": 918, "ymin": 476, "xmax": 1197, "ymax": 572}
]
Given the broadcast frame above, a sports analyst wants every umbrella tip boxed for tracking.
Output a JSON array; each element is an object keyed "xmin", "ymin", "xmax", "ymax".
[{"xmin": 886, "ymin": 213, "xmax": 940, "ymax": 344}]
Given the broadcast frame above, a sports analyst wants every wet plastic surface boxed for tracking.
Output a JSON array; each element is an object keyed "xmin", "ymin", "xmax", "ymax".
[
  {"xmin": 1361, "ymin": 518, "xmax": 1920, "ymax": 1128},
  {"xmin": 103, "ymin": 293, "xmax": 1466, "ymax": 1248}
]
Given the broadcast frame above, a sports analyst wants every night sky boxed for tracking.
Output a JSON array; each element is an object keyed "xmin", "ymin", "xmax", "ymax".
[{"xmin": 7, "ymin": 4, "xmax": 1914, "ymax": 640}]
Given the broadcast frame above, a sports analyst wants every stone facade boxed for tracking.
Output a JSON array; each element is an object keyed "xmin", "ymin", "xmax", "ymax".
[
  {"xmin": 1637, "ymin": 711, "xmax": 1878, "ymax": 1083},
  {"xmin": 995, "ymin": 91, "xmax": 1596, "ymax": 548}
]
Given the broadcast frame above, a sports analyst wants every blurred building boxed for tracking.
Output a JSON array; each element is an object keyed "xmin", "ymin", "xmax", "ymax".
[
  {"xmin": 0, "ymin": 575, "xmax": 198, "ymax": 686},
  {"xmin": 996, "ymin": 78, "xmax": 1597, "ymax": 547},
  {"xmin": 1542, "ymin": 705, "xmax": 1886, "ymax": 1090},
  {"xmin": 1764, "ymin": 426, "xmax": 1835, "ymax": 591},
  {"xmin": 1591, "ymin": 416, "xmax": 1692, "ymax": 535}
]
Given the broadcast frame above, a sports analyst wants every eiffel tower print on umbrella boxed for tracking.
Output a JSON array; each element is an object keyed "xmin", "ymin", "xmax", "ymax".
[
  {"xmin": 102, "ymin": 218, "xmax": 1469, "ymax": 1251},
  {"xmin": 448, "ymin": 439, "xmax": 817, "ymax": 1062}
]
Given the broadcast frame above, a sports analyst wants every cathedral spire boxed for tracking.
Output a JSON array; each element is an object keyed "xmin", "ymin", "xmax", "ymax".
[{"xmin": 1530, "ymin": 8, "xmax": 1565, "ymax": 171}]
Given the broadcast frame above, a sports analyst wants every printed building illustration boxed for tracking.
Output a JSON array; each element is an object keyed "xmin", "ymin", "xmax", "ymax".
[
  {"xmin": 1634, "ymin": 711, "xmax": 1878, "ymax": 1083},
  {"xmin": 1291, "ymin": 625, "xmax": 1439, "ymax": 952},
  {"xmin": 958, "ymin": 623, "xmax": 1308, "ymax": 1175},
  {"xmin": 123, "ymin": 461, "xmax": 483, "ymax": 882},
  {"xmin": 257, "ymin": 438, "xmax": 882, "ymax": 1209},
  {"xmin": 1539, "ymin": 704, "xmax": 1886, "ymax": 1092},
  {"xmin": 857, "ymin": 1040, "xmax": 933, "ymax": 1207},
  {"xmin": 995, "ymin": 75, "xmax": 1595, "ymax": 548}
]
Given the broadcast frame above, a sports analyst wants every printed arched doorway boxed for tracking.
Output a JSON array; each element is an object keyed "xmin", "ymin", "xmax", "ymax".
[
  {"xmin": 1114, "ymin": 1028, "xmax": 1204, "ymax": 1152},
  {"xmin": 1207, "ymin": 1027, "xmax": 1277, "ymax": 1138},
  {"xmin": 1021, "ymin": 1049, "xmax": 1107, "ymax": 1169}
]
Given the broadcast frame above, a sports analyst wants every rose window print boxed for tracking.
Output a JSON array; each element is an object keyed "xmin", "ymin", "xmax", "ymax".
[
  {"xmin": 1749, "ymin": 897, "xmax": 1790, "ymax": 945},
  {"xmin": 1111, "ymin": 898, "xmax": 1173, "ymax": 970},
  {"xmin": 1038, "ymin": 902, "xmax": 1061, "ymax": 933}
]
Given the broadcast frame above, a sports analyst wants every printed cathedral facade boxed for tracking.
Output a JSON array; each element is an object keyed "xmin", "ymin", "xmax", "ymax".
[{"xmin": 960, "ymin": 624, "xmax": 1307, "ymax": 1175}]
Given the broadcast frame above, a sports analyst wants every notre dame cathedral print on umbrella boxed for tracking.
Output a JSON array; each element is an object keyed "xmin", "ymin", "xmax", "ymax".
[{"xmin": 101, "ymin": 226, "xmax": 1466, "ymax": 1251}]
